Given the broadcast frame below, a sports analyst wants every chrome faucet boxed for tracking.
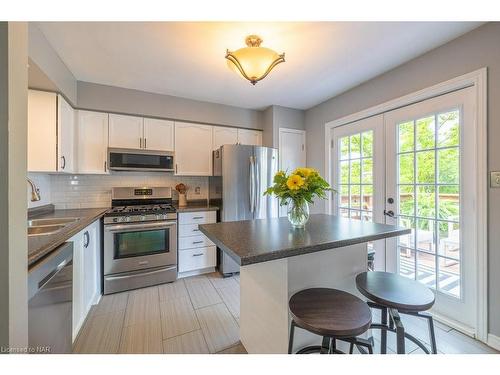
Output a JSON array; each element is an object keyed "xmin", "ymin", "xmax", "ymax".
[{"xmin": 27, "ymin": 178, "xmax": 41, "ymax": 202}]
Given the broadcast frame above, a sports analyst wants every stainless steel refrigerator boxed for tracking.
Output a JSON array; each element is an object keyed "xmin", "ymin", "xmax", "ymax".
[{"xmin": 209, "ymin": 144, "xmax": 279, "ymax": 275}]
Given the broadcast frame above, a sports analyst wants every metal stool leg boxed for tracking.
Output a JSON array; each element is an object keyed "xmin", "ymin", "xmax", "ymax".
[
  {"xmin": 288, "ymin": 320, "xmax": 296, "ymax": 354},
  {"xmin": 390, "ymin": 309, "xmax": 406, "ymax": 354},
  {"xmin": 381, "ymin": 306, "xmax": 388, "ymax": 354},
  {"xmin": 426, "ymin": 315, "xmax": 437, "ymax": 354},
  {"xmin": 320, "ymin": 336, "xmax": 330, "ymax": 354}
]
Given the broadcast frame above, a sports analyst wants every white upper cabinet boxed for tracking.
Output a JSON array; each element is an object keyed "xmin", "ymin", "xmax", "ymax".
[
  {"xmin": 143, "ymin": 118, "xmax": 174, "ymax": 151},
  {"xmin": 28, "ymin": 90, "xmax": 75, "ymax": 173},
  {"xmin": 57, "ymin": 94, "xmax": 76, "ymax": 173},
  {"xmin": 77, "ymin": 110, "xmax": 109, "ymax": 174},
  {"xmin": 213, "ymin": 126, "xmax": 238, "ymax": 150},
  {"xmin": 108, "ymin": 114, "xmax": 144, "ymax": 149},
  {"xmin": 28, "ymin": 90, "xmax": 58, "ymax": 172},
  {"xmin": 238, "ymin": 129, "xmax": 262, "ymax": 146},
  {"xmin": 175, "ymin": 122, "xmax": 213, "ymax": 176}
]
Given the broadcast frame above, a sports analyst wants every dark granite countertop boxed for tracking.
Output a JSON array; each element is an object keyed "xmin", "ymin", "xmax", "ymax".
[
  {"xmin": 174, "ymin": 200, "xmax": 219, "ymax": 213},
  {"xmin": 199, "ymin": 214, "xmax": 411, "ymax": 266},
  {"xmin": 28, "ymin": 206, "xmax": 108, "ymax": 268}
]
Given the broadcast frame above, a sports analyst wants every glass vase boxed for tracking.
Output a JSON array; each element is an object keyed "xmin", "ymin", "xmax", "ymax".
[{"xmin": 287, "ymin": 199, "xmax": 310, "ymax": 228}]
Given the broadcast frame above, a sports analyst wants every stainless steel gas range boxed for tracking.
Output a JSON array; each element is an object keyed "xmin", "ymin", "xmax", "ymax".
[{"xmin": 103, "ymin": 187, "xmax": 177, "ymax": 294}]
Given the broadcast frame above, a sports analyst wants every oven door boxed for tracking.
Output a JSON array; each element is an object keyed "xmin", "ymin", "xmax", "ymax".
[{"xmin": 104, "ymin": 221, "xmax": 177, "ymax": 275}]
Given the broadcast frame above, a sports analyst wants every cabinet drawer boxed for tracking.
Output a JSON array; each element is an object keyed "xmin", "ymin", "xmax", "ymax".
[
  {"xmin": 179, "ymin": 235, "xmax": 214, "ymax": 250},
  {"xmin": 178, "ymin": 211, "xmax": 216, "ymax": 225},
  {"xmin": 178, "ymin": 246, "xmax": 216, "ymax": 273},
  {"xmin": 179, "ymin": 223, "xmax": 203, "ymax": 237}
]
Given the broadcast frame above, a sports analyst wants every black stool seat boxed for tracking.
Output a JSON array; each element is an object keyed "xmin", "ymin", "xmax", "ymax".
[
  {"xmin": 289, "ymin": 288, "xmax": 372, "ymax": 338},
  {"xmin": 356, "ymin": 271, "xmax": 435, "ymax": 312}
]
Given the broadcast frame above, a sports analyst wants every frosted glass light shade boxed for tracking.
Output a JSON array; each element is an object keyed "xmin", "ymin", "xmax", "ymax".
[{"xmin": 225, "ymin": 35, "xmax": 285, "ymax": 85}]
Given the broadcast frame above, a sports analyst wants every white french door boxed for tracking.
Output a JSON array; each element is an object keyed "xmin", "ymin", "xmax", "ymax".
[
  {"xmin": 331, "ymin": 115, "xmax": 386, "ymax": 270},
  {"xmin": 385, "ymin": 87, "xmax": 477, "ymax": 331},
  {"xmin": 330, "ymin": 87, "xmax": 478, "ymax": 333}
]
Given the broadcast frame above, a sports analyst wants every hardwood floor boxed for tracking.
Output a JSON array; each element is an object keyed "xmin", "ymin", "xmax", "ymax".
[{"xmin": 73, "ymin": 272, "xmax": 497, "ymax": 354}]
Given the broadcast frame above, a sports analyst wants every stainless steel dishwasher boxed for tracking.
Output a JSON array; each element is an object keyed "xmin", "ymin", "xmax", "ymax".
[{"xmin": 28, "ymin": 242, "xmax": 73, "ymax": 354}]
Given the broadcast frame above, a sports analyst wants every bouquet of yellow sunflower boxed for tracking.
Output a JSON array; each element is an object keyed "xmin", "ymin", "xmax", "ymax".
[{"xmin": 264, "ymin": 168, "xmax": 333, "ymax": 227}]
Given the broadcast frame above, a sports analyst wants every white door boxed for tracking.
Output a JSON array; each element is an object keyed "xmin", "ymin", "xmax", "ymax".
[
  {"xmin": 213, "ymin": 126, "xmax": 238, "ymax": 150},
  {"xmin": 77, "ymin": 110, "xmax": 109, "ymax": 174},
  {"xmin": 174, "ymin": 122, "xmax": 213, "ymax": 176},
  {"xmin": 238, "ymin": 129, "xmax": 262, "ymax": 146},
  {"xmin": 385, "ymin": 87, "xmax": 476, "ymax": 331},
  {"xmin": 143, "ymin": 118, "xmax": 174, "ymax": 151},
  {"xmin": 57, "ymin": 94, "xmax": 75, "ymax": 173},
  {"xmin": 278, "ymin": 128, "xmax": 306, "ymax": 217},
  {"xmin": 109, "ymin": 114, "xmax": 144, "ymax": 149},
  {"xmin": 331, "ymin": 115, "xmax": 386, "ymax": 270}
]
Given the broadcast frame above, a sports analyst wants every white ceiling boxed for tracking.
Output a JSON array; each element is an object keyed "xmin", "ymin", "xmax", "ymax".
[{"xmin": 36, "ymin": 22, "xmax": 482, "ymax": 110}]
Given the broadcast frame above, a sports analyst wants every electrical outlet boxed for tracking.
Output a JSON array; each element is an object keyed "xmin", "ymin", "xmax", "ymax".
[
  {"xmin": 491, "ymin": 172, "xmax": 500, "ymax": 188},
  {"xmin": 195, "ymin": 186, "xmax": 201, "ymax": 195}
]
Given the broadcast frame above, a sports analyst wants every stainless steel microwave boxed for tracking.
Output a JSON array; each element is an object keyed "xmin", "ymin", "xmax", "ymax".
[{"xmin": 108, "ymin": 148, "xmax": 175, "ymax": 172}]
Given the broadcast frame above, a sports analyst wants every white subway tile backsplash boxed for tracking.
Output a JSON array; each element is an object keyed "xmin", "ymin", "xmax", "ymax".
[{"xmin": 49, "ymin": 173, "xmax": 209, "ymax": 209}]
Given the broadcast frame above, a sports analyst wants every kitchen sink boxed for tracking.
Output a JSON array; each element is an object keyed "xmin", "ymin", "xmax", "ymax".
[
  {"xmin": 28, "ymin": 224, "xmax": 66, "ymax": 236},
  {"xmin": 28, "ymin": 217, "xmax": 79, "ymax": 227}
]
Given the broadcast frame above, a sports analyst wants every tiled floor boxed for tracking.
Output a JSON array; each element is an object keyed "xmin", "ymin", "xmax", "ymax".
[
  {"xmin": 74, "ymin": 272, "xmax": 244, "ymax": 354},
  {"xmin": 74, "ymin": 272, "xmax": 497, "ymax": 354}
]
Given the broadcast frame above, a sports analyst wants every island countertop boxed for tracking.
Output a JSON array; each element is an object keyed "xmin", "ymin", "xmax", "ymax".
[{"xmin": 199, "ymin": 214, "xmax": 410, "ymax": 266}]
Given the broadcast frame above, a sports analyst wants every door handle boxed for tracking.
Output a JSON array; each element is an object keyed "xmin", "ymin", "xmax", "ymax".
[
  {"xmin": 83, "ymin": 231, "xmax": 90, "ymax": 248},
  {"xmin": 61, "ymin": 156, "xmax": 66, "ymax": 170},
  {"xmin": 383, "ymin": 210, "xmax": 398, "ymax": 218},
  {"xmin": 249, "ymin": 156, "xmax": 255, "ymax": 213},
  {"xmin": 192, "ymin": 241, "xmax": 204, "ymax": 244},
  {"xmin": 140, "ymin": 138, "xmax": 142, "ymax": 149},
  {"xmin": 144, "ymin": 138, "xmax": 147, "ymax": 149},
  {"xmin": 192, "ymin": 253, "xmax": 204, "ymax": 257}
]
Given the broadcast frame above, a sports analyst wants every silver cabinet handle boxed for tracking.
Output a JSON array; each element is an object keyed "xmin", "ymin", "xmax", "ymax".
[
  {"xmin": 104, "ymin": 161, "xmax": 107, "ymax": 172},
  {"xmin": 192, "ymin": 253, "xmax": 204, "ymax": 257},
  {"xmin": 140, "ymin": 138, "xmax": 142, "ymax": 148},
  {"xmin": 254, "ymin": 157, "xmax": 259, "ymax": 214},
  {"xmin": 144, "ymin": 138, "xmax": 147, "ymax": 149},
  {"xmin": 192, "ymin": 229, "xmax": 200, "ymax": 232},
  {"xmin": 192, "ymin": 241, "xmax": 203, "ymax": 244},
  {"xmin": 83, "ymin": 231, "xmax": 90, "ymax": 248},
  {"xmin": 192, "ymin": 216, "xmax": 203, "ymax": 220},
  {"xmin": 61, "ymin": 156, "xmax": 66, "ymax": 170},
  {"xmin": 175, "ymin": 164, "xmax": 178, "ymax": 174}
]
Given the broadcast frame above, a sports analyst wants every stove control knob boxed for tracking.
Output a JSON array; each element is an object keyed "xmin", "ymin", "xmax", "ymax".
[
  {"xmin": 113, "ymin": 217, "xmax": 118, "ymax": 223},
  {"xmin": 126, "ymin": 217, "xmax": 131, "ymax": 222}
]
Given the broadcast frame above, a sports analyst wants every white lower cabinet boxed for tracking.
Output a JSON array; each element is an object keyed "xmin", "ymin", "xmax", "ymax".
[
  {"xmin": 71, "ymin": 219, "xmax": 101, "ymax": 342},
  {"xmin": 178, "ymin": 210, "xmax": 217, "ymax": 275}
]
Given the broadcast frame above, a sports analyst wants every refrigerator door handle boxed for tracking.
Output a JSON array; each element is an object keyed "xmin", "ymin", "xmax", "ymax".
[
  {"xmin": 254, "ymin": 157, "xmax": 260, "ymax": 215},
  {"xmin": 249, "ymin": 156, "xmax": 255, "ymax": 213}
]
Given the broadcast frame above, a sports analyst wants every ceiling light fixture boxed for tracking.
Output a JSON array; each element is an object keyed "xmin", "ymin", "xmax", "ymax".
[{"xmin": 225, "ymin": 35, "xmax": 285, "ymax": 85}]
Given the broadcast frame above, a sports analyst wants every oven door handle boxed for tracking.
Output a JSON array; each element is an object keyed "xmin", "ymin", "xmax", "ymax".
[{"xmin": 105, "ymin": 221, "xmax": 177, "ymax": 232}]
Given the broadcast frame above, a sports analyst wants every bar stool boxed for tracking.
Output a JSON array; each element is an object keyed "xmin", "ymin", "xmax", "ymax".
[
  {"xmin": 288, "ymin": 288, "xmax": 373, "ymax": 354},
  {"xmin": 355, "ymin": 271, "xmax": 437, "ymax": 354}
]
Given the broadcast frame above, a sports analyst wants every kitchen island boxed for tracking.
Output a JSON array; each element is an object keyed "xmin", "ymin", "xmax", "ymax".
[{"xmin": 199, "ymin": 214, "xmax": 410, "ymax": 354}]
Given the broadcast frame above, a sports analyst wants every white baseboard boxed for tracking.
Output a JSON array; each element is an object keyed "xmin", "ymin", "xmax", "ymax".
[
  {"xmin": 487, "ymin": 334, "xmax": 500, "ymax": 351},
  {"xmin": 431, "ymin": 311, "xmax": 475, "ymax": 338}
]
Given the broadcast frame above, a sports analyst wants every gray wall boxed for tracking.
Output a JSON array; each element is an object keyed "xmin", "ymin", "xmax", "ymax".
[
  {"xmin": 0, "ymin": 21, "xmax": 9, "ymax": 350},
  {"xmin": 0, "ymin": 22, "xmax": 29, "ymax": 349},
  {"xmin": 261, "ymin": 105, "xmax": 305, "ymax": 148},
  {"xmin": 77, "ymin": 81, "xmax": 263, "ymax": 130},
  {"xmin": 28, "ymin": 24, "xmax": 77, "ymax": 104},
  {"xmin": 304, "ymin": 22, "xmax": 500, "ymax": 336}
]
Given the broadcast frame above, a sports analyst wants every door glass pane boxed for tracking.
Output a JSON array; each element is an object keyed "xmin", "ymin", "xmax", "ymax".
[
  {"xmin": 399, "ymin": 186, "xmax": 415, "ymax": 216},
  {"xmin": 438, "ymin": 185, "xmax": 459, "ymax": 220},
  {"xmin": 350, "ymin": 134, "xmax": 361, "ymax": 158},
  {"xmin": 438, "ymin": 256, "xmax": 460, "ymax": 297},
  {"xmin": 416, "ymin": 116, "xmax": 435, "ymax": 150},
  {"xmin": 398, "ymin": 154, "xmax": 414, "ymax": 184},
  {"xmin": 417, "ymin": 251, "xmax": 436, "ymax": 289},
  {"xmin": 438, "ymin": 110, "xmax": 460, "ymax": 147},
  {"xmin": 417, "ymin": 151, "xmax": 435, "ymax": 183},
  {"xmin": 438, "ymin": 148, "xmax": 459, "ymax": 184},
  {"xmin": 416, "ymin": 185, "xmax": 435, "ymax": 218},
  {"xmin": 337, "ymin": 131, "xmax": 374, "ymax": 222},
  {"xmin": 396, "ymin": 110, "xmax": 462, "ymax": 299},
  {"xmin": 114, "ymin": 229, "xmax": 169, "ymax": 259},
  {"xmin": 399, "ymin": 247, "xmax": 416, "ymax": 279},
  {"xmin": 438, "ymin": 220, "xmax": 460, "ymax": 260},
  {"xmin": 416, "ymin": 218, "xmax": 436, "ymax": 253},
  {"xmin": 398, "ymin": 121, "xmax": 414, "ymax": 152}
]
